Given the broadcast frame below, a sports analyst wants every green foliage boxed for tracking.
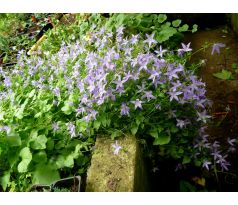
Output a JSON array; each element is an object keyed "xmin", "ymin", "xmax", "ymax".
[
  {"xmin": 105, "ymin": 14, "xmax": 198, "ymax": 48},
  {"xmin": 213, "ymin": 69, "xmax": 234, "ymax": 80},
  {"xmin": 0, "ymin": 14, "xmax": 35, "ymax": 64}
]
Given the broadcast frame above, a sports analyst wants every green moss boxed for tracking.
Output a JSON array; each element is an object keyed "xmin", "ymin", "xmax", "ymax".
[{"xmin": 86, "ymin": 135, "xmax": 148, "ymax": 192}]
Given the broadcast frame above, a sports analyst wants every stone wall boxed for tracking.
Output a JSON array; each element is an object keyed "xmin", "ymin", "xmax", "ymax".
[{"xmin": 86, "ymin": 135, "xmax": 149, "ymax": 192}]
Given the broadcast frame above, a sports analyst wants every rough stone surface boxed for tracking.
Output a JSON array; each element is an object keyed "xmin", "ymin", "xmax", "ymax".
[
  {"xmin": 86, "ymin": 135, "xmax": 148, "ymax": 192},
  {"xmin": 231, "ymin": 14, "xmax": 238, "ymax": 35}
]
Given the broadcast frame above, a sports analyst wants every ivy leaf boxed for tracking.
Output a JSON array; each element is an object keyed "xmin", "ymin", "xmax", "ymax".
[
  {"xmin": 130, "ymin": 124, "xmax": 138, "ymax": 135},
  {"xmin": 153, "ymin": 134, "xmax": 171, "ymax": 145},
  {"xmin": 110, "ymin": 130, "xmax": 121, "ymax": 139},
  {"xmin": 56, "ymin": 154, "xmax": 74, "ymax": 168},
  {"xmin": 30, "ymin": 135, "xmax": 48, "ymax": 150},
  {"xmin": 61, "ymin": 102, "xmax": 74, "ymax": 115},
  {"xmin": 192, "ymin": 24, "xmax": 198, "ymax": 33},
  {"xmin": 178, "ymin": 24, "xmax": 189, "ymax": 32},
  {"xmin": 156, "ymin": 27, "xmax": 177, "ymax": 43},
  {"xmin": 157, "ymin": 14, "xmax": 167, "ymax": 23},
  {"xmin": 33, "ymin": 163, "xmax": 60, "ymax": 185},
  {"xmin": 0, "ymin": 171, "xmax": 10, "ymax": 191},
  {"xmin": 33, "ymin": 151, "xmax": 47, "ymax": 163},
  {"xmin": 7, "ymin": 131, "xmax": 21, "ymax": 147},
  {"xmin": 149, "ymin": 129, "xmax": 158, "ymax": 138},
  {"xmin": 76, "ymin": 120, "xmax": 88, "ymax": 132},
  {"xmin": 17, "ymin": 147, "xmax": 32, "ymax": 173},
  {"xmin": 213, "ymin": 69, "xmax": 234, "ymax": 80},
  {"xmin": 182, "ymin": 155, "xmax": 191, "ymax": 164},
  {"xmin": 172, "ymin": 19, "xmax": 182, "ymax": 27},
  {"xmin": 19, "ymin": 147, "xmax": 32, "ymax": 159},
  {"xmin": 93, "ymin": 120, "xmax": 101, "ymax": 130},
  {"xmin": 15, "ymin": 99, "xmax": 28, "ymax": 119},
  {"xmin": 18, "ymin": 159, "xmax": 31, "ymax": 173}
]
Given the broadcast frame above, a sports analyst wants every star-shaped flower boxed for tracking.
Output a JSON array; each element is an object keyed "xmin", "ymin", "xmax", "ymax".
[
  {"xmin": 131, "ymin": 99, "xmax": 144, "ymax": 109},
  {"xmin": 211, "ymin": 43, "xmax": 225, "ymax": 55},
  {"xmin": 144, "ymin": 33, "xmax": 157, "ymax": 47},
  {"xmin": 155, "ymin": 45, "xmax": 167, "ymax": 58},
  {"xmin": 112, "ymin": 141, "xmax": 122, "ymax": 155}
]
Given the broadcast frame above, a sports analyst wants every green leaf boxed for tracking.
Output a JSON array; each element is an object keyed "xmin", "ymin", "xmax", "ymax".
[
  {"xmin": 28, "ymin": 89, "xmax": 36, "ymax": 98},
  {"xmin": 178, "ymin": 24, "xmax": 189, "ymax": 32},
  {"xmin": 231, "ymin": 63, "xmax": 238, "ymax": 69},
  {"xmin": 149, "ymin": 129, "xmax": 158, "ymax": 138},
  {"xmin": 180, "ymin": 180, "xmax": 196, "ymax": 192},
  {"xmin": 93, "ymin": 120, "xmax": 101, "ymax": 130},
  {"xmin": 15, "ymin": 99, "xmax": 28, "ymax": 119},
  {"xmin": 33, "ymin": 164, "xmax": 60, "ymax": 185},
  {"xmin": 136, "ymin": 115, "xmax": 144, "ymax": 126},
  {"xmin": 56, "ymin": 154, "xmax": 74, "ymax": 168},
  {"xmin": 76, "ymin": 120, "xmax": 88, "ymax": 132},
  {"xmin": 30, "ymin": 135, "xmax": 48, "ymax": 150},
  {"xmin": 61, "ymin": 103, "xmax": 73, "ymax": 115},
  {"xmin": 157, "ymin": 14, "xmax": 167, "ymax": 23},
  {"xmin": 156, "ymin": 27, "xmax": 177, "ymax": 43},
  {"xmin": 153, "ymin": 134, "xmax": 171, "ymax": 145},
  {"xmin": 7, "ymin": 131, "xmax": 21, "ymax": 147},
  {"xmin": 18, "ymin": 159, "xmax": 31, "ymax": 173},
  {"xmin": 19, "ymin": 147, "xmax": 32, "ymax": 159},
  {"xmin": 192, "ymin": 24, "xmax": 198, "ymax": 33},
  {"xmin": 46, "ymin": 138, "xmax": 54, "ymax": 150},
  {"xmin": 172, "ymin": 19, "xmax": 181, "ymax": 27},
  {"xmin": 182, "ymin": 155, "xmax": 191, "ymax": 164},
  {"xmin": 213, "ymin": 69, "xmax": 234, "ymax": 80},
  {"xmin": 170, "ymin": 125, "xmax": 179, "ymax": 133},
  {"xmin": 18, "ymin": 147, "xmax": 32, "ymax": 173},
  {"xmin": 194, "ymin": 159, "xmax": 202, "ymax": 167},
  {"xmin": 0, "ymin": 171, "xmax": 10, "ymax": 191},
  {"xmin": 64, "ymin": 155, "xmax": 74, "ymax": 168},
  {"xmin": 131, "ymin": 124, "xmax": 138, "ymax": 135},
  {"xmin": 29, "ymin": 129, "xmax": 38, "ymax": 139},
  {"xmin": 110, "ymin": 130, "xmax": 121, "ymax": 139},
  {"xmin": 33, "ymin": 151, "xmax": 47, "ymax": 163}
]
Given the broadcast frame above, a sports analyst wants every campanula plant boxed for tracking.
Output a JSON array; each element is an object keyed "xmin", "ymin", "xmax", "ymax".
[{"xmin": 0, "ymin": 24, "xmax": 233, "ymax": 191}]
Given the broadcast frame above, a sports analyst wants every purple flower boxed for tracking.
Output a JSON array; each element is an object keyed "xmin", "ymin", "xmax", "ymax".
[
  {"xmin": 216, "ymin": 154, "xmax": 230, "ymax": 171},
  {"xmin": 202, "ymin": 160, "xmax": 212, "ymax": 170},
  {"xmin": 211, "ymin": 150, "xmax": 222, "ymax": 161},
  {"xmin": 114, "ymin": 76, "xmax": 125, "ymax": 90},
  {"xmin": 116, "ymin": 25, "xmax": 125, "ymax": 36},
  {"xmin": 53, "ymin": 87, "xmax": 60, "ymax": 97},
  {"xmin": 168, "ymin": 90, "xmax": 183, "ymax": 102},
  {"xmin": 130, "ymin": 34, "xmax": 139, "ymax": 45},
  {"xmin": 120, "ymin": 103, "xmax": 130, "ymax": 116},
  {"xmin": 227, "ymin": 138, "xmax": 236, "ymax": 146},
  {"xmin": 144, "ymin": 33, "xmax": 157, "ymax": 47},
  {"xmin": 136, "ymin": 82, "xmax": 146, "ymax": 94},
  {"xmin": 131, "ymin": 99, "xmax": 143, "ymax": 109},
  {"xmin": 67, "ymin": 122, "xmax": 76, "ymax": 138},
  {"xmin": 178, "ymin": 42, "xmax": 192, "ymax": 56},
  {"xmin": 4, "ymin": 77, "xmax": 11, "ymax": 87},
  {"xmin": 52, "ymin": 122, "xmax": 59, "ymax": 131},
  {"xmin": 197, "ymin": 110, "xmax": 211, "ymax": 123},
  {"xmin": 155, "ymin": 45, "xmax": 167, "ymax": 58},
  {"xmin": 112, "ymin": 140, "xmax": 122, "ymax": 155},
  {"xmin": 176, "ymin": 119, "xmax": 186, "ymax": 128},
  {"xmin": 142, "ymin": 91, "xmax": 156, "ymax": 101},
  {"xmin": 148, "ymin": 69, "xmax": 161, "ymax": 83},
  {"xmin": 155, "ymin": 104, "xmax": 161, "ymax": 110},
  {"xmin": 211, "ymin": 43, "xmax": 225, "ymax": 55}
]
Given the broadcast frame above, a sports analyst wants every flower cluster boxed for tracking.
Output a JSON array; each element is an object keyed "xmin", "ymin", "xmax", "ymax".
[{"xmin": 0, "ymin": 25, "xmax": 233, "ymax": 177}]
